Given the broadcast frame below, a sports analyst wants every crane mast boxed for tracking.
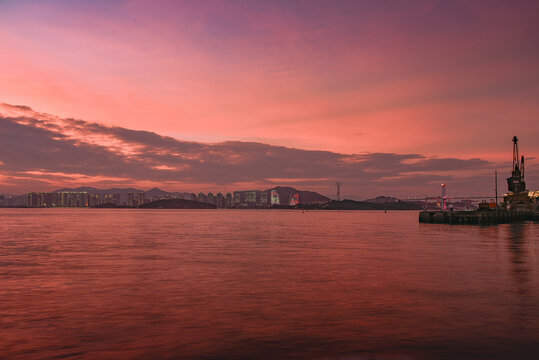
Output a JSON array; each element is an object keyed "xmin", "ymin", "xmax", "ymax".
[{"xmin": 506, "ymin": 136, "xmax": 526, "ymax": 193}]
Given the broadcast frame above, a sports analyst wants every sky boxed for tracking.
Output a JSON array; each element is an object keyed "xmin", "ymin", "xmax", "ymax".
[{"xmin": 0, "ymin": 0, "xmax": 538, "ymax": 198}]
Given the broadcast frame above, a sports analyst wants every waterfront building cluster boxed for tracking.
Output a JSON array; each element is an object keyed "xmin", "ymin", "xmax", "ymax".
[
  {"xmin": 190, "ymin": 189, "xmax": 319, "ymax": 208},
  {"xmin": 14, "ymin": 187, "xmax": 328, "ymax": 208},
  {"xmin": 23, "ymin": 191, "xmax": 145, "ymax": 208}
]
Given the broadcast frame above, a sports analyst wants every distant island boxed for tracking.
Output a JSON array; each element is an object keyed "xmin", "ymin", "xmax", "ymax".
[{"xmin": 139, "ymin": 199, "xmax": 216, "ymax": 209}]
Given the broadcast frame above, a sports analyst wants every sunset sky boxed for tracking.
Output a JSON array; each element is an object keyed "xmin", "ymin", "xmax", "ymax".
[{"xmin": 1, "ymin": 0, "xmax": 538, "ymax": 198}]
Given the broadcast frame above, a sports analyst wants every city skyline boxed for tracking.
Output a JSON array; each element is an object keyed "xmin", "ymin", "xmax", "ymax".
[{"xmin": 1, "ymin": 0, "xmax": 538, "ymax": 198}]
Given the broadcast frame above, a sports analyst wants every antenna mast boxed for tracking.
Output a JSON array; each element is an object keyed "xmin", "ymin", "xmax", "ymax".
[
  {"xmin": 512, "ymin": 135, "xmax": 519, "ymax": 171},
  {"xmin": 495, "ymin": 170, "xmax": 498, "ymax": 207},
  {"xmin": 335, "ymin": 181, "xmax": 342, "ymax": 201}
]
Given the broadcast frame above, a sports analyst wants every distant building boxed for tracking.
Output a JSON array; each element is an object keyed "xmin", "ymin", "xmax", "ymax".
[
  {"xmin": 68, "ymin": 192, "xmax": 78, "ymax": 207},
  {"xmin": 60, "ymin": 192, "xmax": 69, "ymax": 207},
  {"xmin": 289, "ymin": 193, "xmax": 299, "ymax": 206},
  {"xmin": 0, "ymin": 195, "xmax": 5, "ymax": 207},
  {"xmin": 113, "ymin": 193, "xmax": 120, "ymax": 206},
  {"xmin": 216, "ymin": 192, "xmax": 224, "ymax": 208},
  {"xmin": 79, "ymin": 192, "xmax": 89, "ymax": 207},
  {"xmin": 26, "ymin": 192, "xmax": 38, "ymax": 207},
  {"xmin": 225, "ymin": 192, "xmax": 233, "ymax": 208},
  {"xmin": 44, "ymin": 192, "xmax": 60, "ymax": 207},
  {"xmin": 197, "ymin": 192, "xmax": 207, "ymax": 203},
  {"xmin": 127, "ymin": 192, "xmax": 135, "ymax": 207},
  {"xmin": 89, "ymin": 194, "xmax": 100, "ymax": 207},
  {"xmin": 271, "ymin": 190, "xmax": 280, "ymax": 205},
  {"xmin": 259, "ymin": 190, "xmax": 269, "ymax": 207},
  {"xmin": 207, "ymin": 192, "xmax": 215, "ymax": 205},
  {"xmin": 137, "ymin": 192, "xmax": 145, "ymax": 206},
  {"xmin": 190, "ymin": 193, "xmax": 197, "ymax": 201},
  {"xmin": 37, "ymin": 192, "xmax": 45, "ymax": 207},
  {"xmin": 233, "ymin": 190, "xmax": 261, "ymax": 208}
]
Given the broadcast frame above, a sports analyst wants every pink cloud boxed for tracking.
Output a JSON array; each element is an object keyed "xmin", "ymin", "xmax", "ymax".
[{"xmin": 0, "ymin": 0, "xmax": 537, "ymax": 191}]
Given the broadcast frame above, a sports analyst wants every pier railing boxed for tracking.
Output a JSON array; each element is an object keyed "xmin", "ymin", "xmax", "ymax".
[{"xmin": 419, "ymin": 209, "xmax": 538, "ymax": 225}]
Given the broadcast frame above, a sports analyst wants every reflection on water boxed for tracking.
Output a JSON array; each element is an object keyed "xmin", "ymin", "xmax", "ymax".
[{"xmin": 0, "ymin": 209, "xmax": 538, "ymax": 360}]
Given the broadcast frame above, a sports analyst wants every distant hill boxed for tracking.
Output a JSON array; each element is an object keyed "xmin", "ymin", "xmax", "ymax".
[
  {"xmin": 139, "ymin": 198, "xmax": 216, "ymax": 209},
  {"xmin": 365, "ymin": 196, "xmax": 400, "ymax": 203},
  {"xmin": 323, "ymin": 199, "xmax": 422, "ymax": 210}
]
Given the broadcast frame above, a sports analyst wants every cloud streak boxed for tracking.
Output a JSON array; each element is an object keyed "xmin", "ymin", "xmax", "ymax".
[
  {"xmin": 0, "ymin": 1, "xmax": 538, "ymax": 159},
  {"xmin": 0, "ymin": 102, "xmax": 516, "ymax": 198}
]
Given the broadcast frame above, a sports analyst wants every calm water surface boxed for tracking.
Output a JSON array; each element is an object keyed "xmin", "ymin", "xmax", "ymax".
[{"xmin": 0, "ymin": 209, "xmax": 538, "ymax": 359}]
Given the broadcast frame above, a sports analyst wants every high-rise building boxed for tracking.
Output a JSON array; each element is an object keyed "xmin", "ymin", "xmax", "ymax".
[
  {"xmin": 68, "ymin": 192, "xmax": 78, "ymax": 207},
  {"xmin": 271, "ymin": 190, "xmax": 280, "ymax": 205},
  {"xmin": 26, "ymin": 192, "xmax": 38, "ymax": 207},
  {"xmin": 103, "ymin": 194, "xmax": 113, "ymax": 204},
  {"xmin": 60, "ymin": 192, "xmax": 69, "ymax": 207},
  {"xmin": 216, "ymin": 192, "xmax": 224, "ymax": 208},
  {"xmin": 0, "ymin": 195, "xmax": 5, "ymax": 207},
  {"xmin": 89, "ymin": 194, "xmax": 100, "ymax": 207},
  {"xmin": 259, "ymin": 190, "xmax": 269, "ymax": 207},
  {"xmin": 79, "ymin": 192, "xmax": 89, "ymax": 207},
  {"xmin": 127, "ymin": 192, "xmax": 135, "ymax": 207},
  {"xmin": 113, "ymin": 193, "xmax": 120, "ymax": 206},
  {"xmin": 190, "ymin": 193, "xmax": 197, "ymax": 201},
  {"xmin": 197, "ymin": 192, "xmax": 207, "ymax": 203},
  {"xmin": 233, "ymin": 191, "xmax": 242, "ymax": 206},
  {"xmin": 137, "ymin": 192, "xmax": 145, "ymax": 206},
  {"xmin": 207, "ymin": 192, "xmax": 214, "ymax": 205},
  {"xmin": 37, "ymin": 192, "xmax": 45, "ymax": 207},
  {"xmin": 45, "ymin": 192, "xmax": 60, "ymax": 207},
  {"xmin": 225, "ymin": 192, "xmax": 233, "ymax": 208},
  {"xmin": 233, "ymin": 190, "xmax": 260, "ymax": 207}
]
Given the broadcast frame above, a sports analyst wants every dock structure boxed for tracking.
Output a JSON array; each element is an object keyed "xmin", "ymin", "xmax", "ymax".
[
  {"xmin": 419, "ymin": 136, "xmax": 538, "ymax": 225},
  {"xmin": 419, "ymin": 210, "xmax": 538, "ymax": 225}
]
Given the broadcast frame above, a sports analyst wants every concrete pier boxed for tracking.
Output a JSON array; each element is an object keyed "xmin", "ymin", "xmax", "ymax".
[{"xmin": 419, "ymin": 210, "xmax": 538, "ymax": 225}]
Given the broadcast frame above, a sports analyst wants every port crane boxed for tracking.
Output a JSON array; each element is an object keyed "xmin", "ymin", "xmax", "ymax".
[{"xmin": 507, "ymin": 136, "xmax": 526, "ymax": 193}]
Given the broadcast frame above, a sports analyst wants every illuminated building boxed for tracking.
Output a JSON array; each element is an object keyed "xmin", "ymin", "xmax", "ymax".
[
  {"xmin": 103, "ymin": 194, "xmax": 114, "ymax": 204},
  {"xmin": 271, "ymin": 190, "xmax": 280, "ymax": 205},
  {"xmin": 207, "ymin": 192, "xmax": 215, "ymax": 205},
  {"xmin": 289, "ymin": 193, "xmax": 299, "ymax": 206}
]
